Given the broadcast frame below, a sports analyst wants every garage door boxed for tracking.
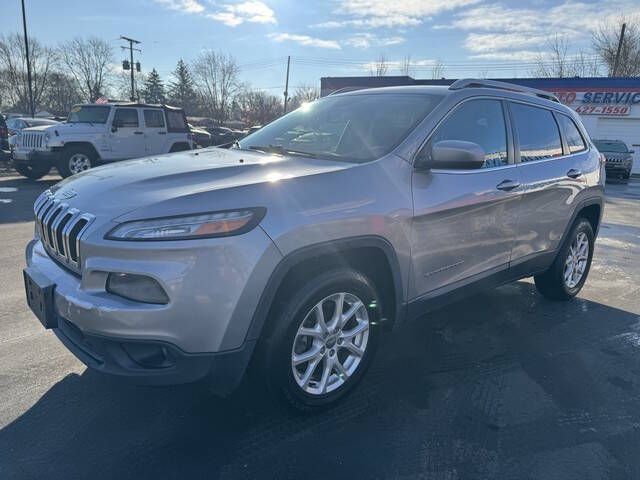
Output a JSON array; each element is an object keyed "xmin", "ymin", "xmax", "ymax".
[{"xmin": 596, "ymin": 117, "xmax": 640, "ymax": 174}]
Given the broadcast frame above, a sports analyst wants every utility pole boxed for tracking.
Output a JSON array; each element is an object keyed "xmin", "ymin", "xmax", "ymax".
[
  {"xmin": 21, "ymin": 0, "xmax": 35, "ymax": 117},
  {"xmin": 120, "ymin": 36, "xmax": 141, "ymax": 101},
  {"xmin": 612, "ymin": 22, "xmax": 626, "ymax": 77},
  {"xmin": 283, "ymin": 56, "xmax": 291, "ymax": 114}
]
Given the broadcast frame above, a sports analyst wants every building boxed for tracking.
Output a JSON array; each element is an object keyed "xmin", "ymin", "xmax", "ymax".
[{"xmin": 321, "ymin": 76, "xmax": 640, "ymax": 174}]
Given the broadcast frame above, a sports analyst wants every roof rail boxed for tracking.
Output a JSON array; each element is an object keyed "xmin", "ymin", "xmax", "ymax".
[
  {"xmin": 448, "ymin": 78, "xmax": 559, "ymax": 103},
  {"xmin": 328, "ymin": 86, "xmax": 364, "ymax": 96}
]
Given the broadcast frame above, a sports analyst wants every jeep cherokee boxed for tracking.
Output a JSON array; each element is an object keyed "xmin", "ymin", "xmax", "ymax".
[{"xmin": 24, "ymin": 79, "xmax": 605, "ymax": 410}]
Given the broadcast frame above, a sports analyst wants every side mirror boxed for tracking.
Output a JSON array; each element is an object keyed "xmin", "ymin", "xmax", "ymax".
[
  {"xmin": 111, "ymin": 119, "xmax": 122, "ymax": 132},
  {"xmin": 629, "ymin": 149, "xmax": 635, "ymax": 154},
  {"xmin": 416, "ymin": 140, "xmax": 486, "ymax": 170}
]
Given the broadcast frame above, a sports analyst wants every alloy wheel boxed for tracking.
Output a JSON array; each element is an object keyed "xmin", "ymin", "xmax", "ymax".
[
  {"xmin": 291, "ymin": 292, "xmax": 370, "ymax": 395},
  {"xmin": 563, "ymin": 232, "xmax": 589, "ymax": 288},
  {"xmin": 68, "ymin": 153, "xmax": 91, "ymax": 174}
]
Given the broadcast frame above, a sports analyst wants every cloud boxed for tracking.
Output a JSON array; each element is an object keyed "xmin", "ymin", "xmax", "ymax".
[
  {"xmin": 268, "ymin": 33, "xmax": 341, "ymax": 49},
  {"xmin": 154, "ymin": 0, "xmax": 205, "ymax": 13},
  {"xmin": 450, "ymin": 1, "xmax": 640, "ymax": 56},
  {"xmin": 207, "ymin": 1, "xmax": 276, "ymax": 26},
  {"xmin": 320, "ymin": 0, "xmax": 481, "ymax": 29},
  {"xmin": 345, "ymin": 33, "xmax": 405, "ymax": 49}
]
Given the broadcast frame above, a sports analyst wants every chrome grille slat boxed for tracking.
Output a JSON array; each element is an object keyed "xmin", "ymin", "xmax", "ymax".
[{"xmin": 33, "ymin": 192, "xmax": 94, "ymax": 272}]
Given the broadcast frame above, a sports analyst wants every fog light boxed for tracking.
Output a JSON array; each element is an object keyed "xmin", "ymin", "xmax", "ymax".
[{"xmin": 106, "ymin": 273, "xmax": 169, "ymax": 304}]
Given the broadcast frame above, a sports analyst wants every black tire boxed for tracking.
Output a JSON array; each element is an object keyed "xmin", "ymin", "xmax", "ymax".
[
  {"xmin": 169, "ymin": 143, "xmax": 191, "ymax": 153},
  {"xmin": 259, "ymin": 269, "xmax": 381, "ymax": 412},
  {"xmin": 534, "ymin": 218, "xmax": 595, "ymax": 301},
  {"xmin": 56, "ymin": 146, "xmax": 96, "ymax": 178},
  {"xmin": 623, "ymin": 170, "xmax": 631, "ymax": 180},
  {"xmin": 13, "ymin": 163, "xmax": 51, "ymax": 180}
]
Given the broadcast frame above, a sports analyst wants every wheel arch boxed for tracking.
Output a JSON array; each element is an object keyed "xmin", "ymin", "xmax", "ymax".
[
  {"xmin": 246, "ymin": 236, "xmax": 406, "ymax": 343},
  {"xmin": 57, "ymin": 142, "xmax": 101, "ymax": 160}
]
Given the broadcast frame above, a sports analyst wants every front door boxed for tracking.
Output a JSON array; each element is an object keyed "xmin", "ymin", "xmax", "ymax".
[
  {"xmin": 110, "ymin": 108, "xmax": 145, "ymax": 160},
  {"xmin": 410, "ymin": 98, "xmax": 522, "ymax": 300}
]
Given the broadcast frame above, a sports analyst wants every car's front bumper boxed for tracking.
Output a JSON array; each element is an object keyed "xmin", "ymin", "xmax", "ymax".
[
  {"xmin": 53, "ymin": 314, "xmax": 255, "ymax": 391},
  {"xmin": 12, "ymin": 148, "xmax": 58, "ymax": 164},
  {"xmin": 25, "ymin": 226, "xmax": 282, "ymax": 389}
]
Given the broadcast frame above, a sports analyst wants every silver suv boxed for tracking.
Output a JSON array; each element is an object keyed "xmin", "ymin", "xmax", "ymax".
[{"xmin": 24, "ymin": 80, "xmax": 604, "ymax": 410}]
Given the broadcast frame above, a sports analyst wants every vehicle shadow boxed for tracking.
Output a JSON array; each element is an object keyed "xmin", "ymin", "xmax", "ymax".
[
  {"xmin": 0, "ymin": 175, "xmax": 58, "ymax": 224},
  {"xmin": 2, "ymin": 281, "xmax": 640, "ymax": 479}
]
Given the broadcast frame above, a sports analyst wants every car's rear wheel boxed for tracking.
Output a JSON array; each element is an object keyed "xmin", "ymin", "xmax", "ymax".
[
  {"xmin": 534, "ymin": 218, "xmax": 595, "ymax": 300},
  {"xmin": 260, "ymin": 269, "xmax": 381, "ymax": 411},
  {"xmin": 57, "ymin": 146, "xmax": 95, "ymax": 178},
  {"xmin": 13, "ymin": 163, "xmax": 51, "ymax": 180}
]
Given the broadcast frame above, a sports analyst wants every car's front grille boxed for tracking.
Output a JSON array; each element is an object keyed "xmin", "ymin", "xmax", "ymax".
[
  {"xmin": 22, "ymin": 132, "xmax": 45, "ymax": 150},
  {"xmin": 34, "ymin": 192, "xmax": 94, "ymax": 272}
]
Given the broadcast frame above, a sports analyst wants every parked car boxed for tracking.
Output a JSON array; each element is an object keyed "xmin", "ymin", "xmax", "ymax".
[
  {"xmin": 6, "ymin": 117, "xmax": 60, "ymax": 136},
  {"xmin": 24, "ymin": 80, "xmax": 604, "ymax": 411},
  {"xmin": 12, "ymin": 103, "xmax": 193, "ymax": 179},
  {"xmin": 593, "ymin": 139, "xmax": 634, "ymax": 181},
  {"xmin": 0, "ymin": 114, "xmax": 9, "ymax": 161},
  {"xmin": 188, "ymin": 123, "xmax": 212, "ymax": 147},
  {"xmin": 247, "ymin": 125, "xmax": 262, "ymax": 136}
]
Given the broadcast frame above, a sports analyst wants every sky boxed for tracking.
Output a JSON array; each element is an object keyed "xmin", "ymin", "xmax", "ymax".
[{"xmin": 2, "ymin": 0, "xmax": 640, "ymax": 95}]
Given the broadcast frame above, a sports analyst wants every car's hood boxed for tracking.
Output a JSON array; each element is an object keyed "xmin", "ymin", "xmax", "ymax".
[
  {"xmin": 24, "ymin": 122, "xmax": 105, "ymax": 135},
  {"xmin": 48, "ymin": 147, "xmax": 354, "ymax": 219}
]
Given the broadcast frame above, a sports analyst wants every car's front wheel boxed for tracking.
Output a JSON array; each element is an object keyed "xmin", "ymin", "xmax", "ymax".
[
  {"xmin": 534, "ymin": 218, "xmax": 595, "ymax": 300},
  {"xmin": 57, "ymin": 146, "xmax": 96, "ymax": 178},
  {"xmin": 261, "ymin": 269, "xmax": 381, "ymax": 411}
]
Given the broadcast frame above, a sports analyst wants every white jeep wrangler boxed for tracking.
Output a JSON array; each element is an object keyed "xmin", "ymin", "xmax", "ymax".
[{"xmin": 11, "ymin": 103, "xmax": 193, "ymax": 179}]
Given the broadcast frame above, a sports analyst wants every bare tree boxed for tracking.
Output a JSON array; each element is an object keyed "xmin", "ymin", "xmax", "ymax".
[
  {"xmin": 369, "ymin": 54, "xmax": 388, "ymax": 77},
  {"xmin": 193, "ymin": 50, "xmax": 241, "ymax": 123},
  {"xmin": 399, "ymin": 55, "xmax": 413, "ymax": 76},
  {"xmin": 59, "ymin": 37, "xmax": 114, "ymax": 102},
  {"xmin": 41, "ymin": 72, "xmax": 83, "ymax": 114},
  {"xmin": 532, "ymin": 34, "xmax": 600, "ymax": 78},
  {"xmin": 430, "ymin": 59, "xmax": 445, "ymax": 79},
  {"xmin": 289, "ymin": 84, "xmax": 320, "ymax": 110},
  {"xmin": 113, "ymin": 70, "xmax": 146, "ymax": 102},
  {"xmin": 0, "ymin": 33, "xmax": 56, "ymax": 112},
  {"xmin": 592, "ymin": 16, "xmax": 640, "ymax": 77},
  {"xmin": 234, "ymin": 89, "xmax": 282, "ymax": 125}
]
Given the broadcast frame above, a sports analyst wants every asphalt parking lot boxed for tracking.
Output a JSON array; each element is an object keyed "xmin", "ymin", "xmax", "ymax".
[{"xmin": 0, "ymin": 172, "xmax": 639, "ymax": 480}]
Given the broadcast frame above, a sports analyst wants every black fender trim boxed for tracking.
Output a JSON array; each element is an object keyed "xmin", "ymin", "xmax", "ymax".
[
  {"xmin": 245, "ymin": 235, "xmax": 406, "ymax": 342},
  {"xmin": 559, "ymin": 195, "xmax": 604, "ymax": 248}
]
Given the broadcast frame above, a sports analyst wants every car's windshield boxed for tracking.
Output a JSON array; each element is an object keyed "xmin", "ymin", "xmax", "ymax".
[
  {"xmin": 594, "ymin": 140, "xmax": 628, "ymax": 153},
  {"xmin": 67, "ymin": 105, "xmax": 110, "ymax": 124},
  {"xmin": 238, "ymin": 93, "xmax": 443, "ymax": 163}
]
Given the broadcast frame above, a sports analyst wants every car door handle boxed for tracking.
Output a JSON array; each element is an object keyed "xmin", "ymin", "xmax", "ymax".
[
  {"xmin": 158, "ymin": 131, "xmax": 167, "ymax": 135},
  {"xmin": 567, "ymin": 169, "xmax": 582, "ymax": 179},
  {"xmin": 134, "ymin": 131, "xmax": 144, "ymax": 135},
  {"xmin": 496, "ymin": 180, "xmax": 521, "ymax": 191}
]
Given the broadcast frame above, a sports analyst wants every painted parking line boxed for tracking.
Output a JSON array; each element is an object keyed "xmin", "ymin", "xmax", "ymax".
[{"xmin": 0, "ymin": 187, "xmax": 18, "ymax": 193}]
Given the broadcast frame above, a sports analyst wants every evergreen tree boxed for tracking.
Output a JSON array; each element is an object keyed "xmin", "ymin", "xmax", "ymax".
[
  {"xmin": 167, "ymin": 59, "xmax": 197, "ymax": 113},
  {"xmin": 142, "ymin": 68, "xmax": 165, "ymax": 104}
]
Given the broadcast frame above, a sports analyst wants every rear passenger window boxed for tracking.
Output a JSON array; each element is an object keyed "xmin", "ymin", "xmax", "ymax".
[
  {"xmin": 429, "ymin": 99, "xmax": 508, "ymax": 168},
  {"xmin": 113, "ymin": 108, "xmax": 139, "ymax": 128},
  {"xmin": 557, "ymin": 114, "xmax": 586, "ymax": 153},
  {"xmin": 510, "ymin": 103, "xmax": 562, "ymax": 162},
  {"xmin": 144, "ymin": 109, "xmax": 165, "ymax": 128}
]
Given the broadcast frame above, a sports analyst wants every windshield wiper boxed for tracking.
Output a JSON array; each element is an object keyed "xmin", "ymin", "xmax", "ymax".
[{"xmin": 247, "ymin": 145, "xmax": 318, "ymax": 158}]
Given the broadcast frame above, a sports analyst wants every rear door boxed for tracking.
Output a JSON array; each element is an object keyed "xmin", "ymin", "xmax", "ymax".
[
  {"xmin": 109, "ymin": 108, "xmax": 146, "ymax": 159},
  {"xmin": 143, "ymin": 108, "xmax": 167, "ymax": 155},
  {"xmin": 509, "ymin": 102, "xmax": 588, "ymax": 264},
  {"xmin": 410, "ymin": 98, "xmax": 522, "ymax": 299}
]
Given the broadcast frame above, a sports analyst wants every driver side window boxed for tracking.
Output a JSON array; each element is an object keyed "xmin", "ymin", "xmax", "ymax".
[{"xmin": 421, "ymin": 99, "xmax": 509, "ymax": 169}]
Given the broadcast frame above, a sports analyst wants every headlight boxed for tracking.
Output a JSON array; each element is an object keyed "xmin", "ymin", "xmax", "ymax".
[
  {"xmin": 105, "ymin": 208, "xmax": 265, "ymax": 241},
  {"xmin": 44, "ymin": 133, "xmax": 50, "ymax": 146}
]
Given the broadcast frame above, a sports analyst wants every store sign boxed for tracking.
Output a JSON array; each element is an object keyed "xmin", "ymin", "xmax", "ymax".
[
  {"xmin": 551, "ymin": 90, "xmax": 639, "ymax": 116},
  {"xmin": 582, "ymin": 91, "xmax": 640, "ymax": 104}
]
